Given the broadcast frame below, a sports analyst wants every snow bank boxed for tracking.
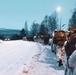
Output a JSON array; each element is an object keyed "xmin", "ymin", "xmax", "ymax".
[{"xmin": 21, "ymin": 45, "xmax": 64, "ymax": 75}]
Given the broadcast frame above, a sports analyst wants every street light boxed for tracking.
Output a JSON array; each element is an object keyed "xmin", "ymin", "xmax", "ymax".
[
  {"xmin": 33, "ymin": 20, "xmax": 39, "ymax": 36},
  {"xmin": 57, "ymin": 7, "xmax": 62, "ymax": 30},
  {"xmin": 34, "ymin": 20, "xmax": 37, "ymax": 24}
]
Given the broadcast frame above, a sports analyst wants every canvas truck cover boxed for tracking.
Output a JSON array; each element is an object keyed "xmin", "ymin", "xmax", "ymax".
[
  {"xmin": 68, "ymin": 27, "xmax": 76, "ymax": 44},
  {"xmin": 69, "ymin": 27, "xmax": 76, "ymax": 31},
  {"xmin": 53, "ymin": 30, "xmax": 66, "ymax": 46},
  {"xmin": 64, "ymin": 27, "xmax": 76, "ymax": 58}
]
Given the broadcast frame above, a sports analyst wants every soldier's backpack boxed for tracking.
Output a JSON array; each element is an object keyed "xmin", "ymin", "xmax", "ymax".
[{"xmin": 53, "ymin": 30, "xmax": 66, "ymax": 46}]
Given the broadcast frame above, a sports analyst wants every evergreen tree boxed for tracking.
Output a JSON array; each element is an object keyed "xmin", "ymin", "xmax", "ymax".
[
  {"xmin": 31, "ymin": 21, "xmax": 40, "ymax": 36},
  {"xmin": 40, "ymin": 15, "xmax": 49, "ymax": 35},
  {"xmin": 24, "ymin": 21, "xmax": 28, "ymax": 36},
  {"xmin": 39, "ymin": 24, "xmax": 48, "ymax": 36},
  {"xmin": 48, "ymin": 11, "xmax": 58, "ymax": 33},
  {"xmin": 20, "ymin": 28, "xmax": 26, "ymax": 38},
  {"xmin": 68, "ymin": 6, "xmax": 76, "ymax": 28}
]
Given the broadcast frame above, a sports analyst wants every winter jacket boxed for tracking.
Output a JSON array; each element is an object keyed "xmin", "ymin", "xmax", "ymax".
[{"xmin": 68, "ymin": 49, "xmax": 76, "ymax": 75}]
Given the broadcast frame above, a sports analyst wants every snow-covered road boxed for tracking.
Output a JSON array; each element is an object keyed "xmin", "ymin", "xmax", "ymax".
[
  {"xmin": 0, "ymin": 40, "xmax": 40, "ymax": 75},
  {"xmin": 0, "ymin": 40, "xmax": 64, "ymax": 75}
]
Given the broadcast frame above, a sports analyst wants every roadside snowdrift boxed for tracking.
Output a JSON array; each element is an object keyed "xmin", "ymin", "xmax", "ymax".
[{"xmin": 21, "ymin": 44, "xmax": 64, "ymax": 75}]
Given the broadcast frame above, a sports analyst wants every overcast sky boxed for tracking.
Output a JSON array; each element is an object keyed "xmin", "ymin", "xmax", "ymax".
[{"xmin": 0, "ymin": 0, "xmax": 76, "ymax": 29}]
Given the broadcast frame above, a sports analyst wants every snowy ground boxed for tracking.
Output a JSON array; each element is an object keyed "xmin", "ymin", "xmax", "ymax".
[{"xmin": 0, "ymin": 40, "xmax": 64, "ymax": 75}]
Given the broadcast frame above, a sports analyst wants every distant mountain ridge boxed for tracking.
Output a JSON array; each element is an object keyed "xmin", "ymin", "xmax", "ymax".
[
  {"xmin": 0, "ymin": 28, "xmax": 20, "ymax": 38},
  {"xmin": 0, "ymin": 28, "xmax": 20, "ymax": 31}
]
